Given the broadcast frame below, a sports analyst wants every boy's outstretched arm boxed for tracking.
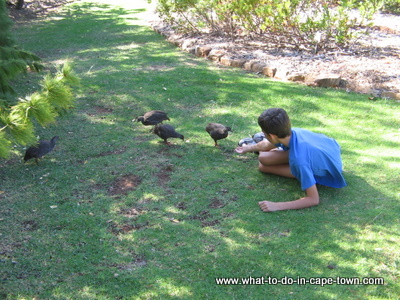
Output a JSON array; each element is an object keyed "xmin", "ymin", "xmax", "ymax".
[
  {"xmin": 258, "ymin": 184, "xmax": 320, "ymax": 212},
  {"xmin": 235, "ymin": 139, "xmax": 275, "ymax": 154}
]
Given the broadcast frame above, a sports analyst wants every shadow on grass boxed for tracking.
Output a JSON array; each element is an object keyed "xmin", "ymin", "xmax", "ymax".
[{"xmin": 1, "ymin": 1, "xmax": 399, "ymax": 299}]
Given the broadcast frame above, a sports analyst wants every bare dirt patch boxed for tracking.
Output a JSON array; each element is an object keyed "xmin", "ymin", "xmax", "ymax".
[
  {"xmin": 188, "ymin": 210, "xmax": 221, "ymax": 228},
  {"xmin": 108, "ymin": 174, "xmax": 142, "ymax": 196},
  {"xmin": 86, "ymin": 105, "xmax": 114, "ymax": 116},
  {"xmin": 119, "ymin": 207, "xmax": 145, "ymax": 218},
  {"xmin": 176, "ymin": 201, "xmax": 187, "ymax": 210},
  {"xmin": 155, "ymin": 164, "xmax": 173, "ymax": 187},
  {"xmin": 116, "ymin": 255, "xmax": 147, "ymax": 270},
  {"xmin": 108, "ymin": 220, "xmax": 149, "ymax": 235},
  {"xmin": 208, "ymin": 198, "xmax": 226, "ymax": 209},
  {"xmin": 95, "ymin": 146, "xmax": 127, "ymax": 158},
  {"xmin": 21, "ymin": 220, "xmax": 39, "ymax": 231}
]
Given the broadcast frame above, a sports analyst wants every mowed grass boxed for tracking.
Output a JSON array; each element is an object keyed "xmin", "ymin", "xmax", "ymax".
[{"xmin": 0, "ymin": 0, "xmax": 399, "ymax": 299}]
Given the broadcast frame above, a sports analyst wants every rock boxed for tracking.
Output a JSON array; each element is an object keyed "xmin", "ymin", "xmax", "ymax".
[
  {"xmin": 251, "ymin": 62, "xmax": 267, "ymax": 73},
  {"xmin": 314, "ymin": 74, "xmax": 342, "ymax": 88},
  {"xmin": 243, "ymin": 60, "xmax": 257, "ymax": 71},
  {"xmin": 167, "ymin": 34, "xmax": 183, "ymax": 46},
  {"xmin": 262, "ymin": 66, "xmax": 277, "ymax": 78},
  {"xmin": 353, "ymin": 84, "xmax": 374, "ymax": 94},
  {"xmin": 287, "ymin": 73, "xmax": 306, "ymax": 82},
  {"xmin": 195, "ymin": 46, "xmax": 212, "ymax": 57},
  {"xmin": 208, "ymin": 49, "xmax": 225, "ymax": 61},
  {"xmin": 220, "ymin": 56, "xmax": 233, "ymax": 66},
  {"xmin": 220, "ymin": 57, "xmax": 246, "ymax": 67},
  {"xmin": 230, "ymin": 59, "xmax": 246, "ymax": 68},
  {"xmin": 381, "ymin": 91, "xmax": 400, "ymax": 100}
]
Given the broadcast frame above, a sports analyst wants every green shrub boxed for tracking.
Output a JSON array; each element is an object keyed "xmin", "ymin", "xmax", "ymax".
[
  {"xmin": 382, "ymin": 0, "xmax": 400, "ymax": 14},
  {"xmin": 151, "ymin": 0, "xmax": 384, "ymax": 51}
]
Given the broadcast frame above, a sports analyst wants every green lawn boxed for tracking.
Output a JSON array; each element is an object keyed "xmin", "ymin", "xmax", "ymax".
[{"xmin": 1, "ymin": 0, "xmax": 399, "ymax": 299}]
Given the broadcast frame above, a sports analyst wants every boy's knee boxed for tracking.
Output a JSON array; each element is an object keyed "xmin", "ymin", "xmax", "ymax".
[{"xmin": 258, "ymin": 162, "xmax": 270, "ymax": 173}]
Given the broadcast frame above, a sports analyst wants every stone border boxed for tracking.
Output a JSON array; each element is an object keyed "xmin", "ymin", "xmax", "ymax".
[{"xmin": 151, "ymin": 23, "xmax": 400, "ymax": 100}]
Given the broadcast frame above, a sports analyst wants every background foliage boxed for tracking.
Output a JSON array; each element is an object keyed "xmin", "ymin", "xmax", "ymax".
[{"xmin": 151, "ymin": 0, "xmax": 397, "ymax": 51}]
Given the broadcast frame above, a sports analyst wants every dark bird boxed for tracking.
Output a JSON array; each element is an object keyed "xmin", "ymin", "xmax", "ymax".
[
  {"xmin": 206, "ymin": 123, "xmax": 231, "ymax": 147},
  {"xmin": 135, "ymin": 110, "xmax": 170, "ymax": 126},
  {"xmin": 24, "ymin": 136, "xmax": 59, "ymax": 164},
  {"xmin": 153, "ymin": 124, "xmax": 184, "ymax": 145}
]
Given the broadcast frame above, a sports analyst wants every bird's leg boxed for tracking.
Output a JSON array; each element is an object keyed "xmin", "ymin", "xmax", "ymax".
[
  {"xmin": 35, "ymin": 158, "xmax": 40, "ymax": 165},
  {"xmin": 164, "ymin": 139, "xmax": 172, "ymax": 146},
  {"xmin": 214, "ymin": 141, "xmax": 219, "ymax": 147}
]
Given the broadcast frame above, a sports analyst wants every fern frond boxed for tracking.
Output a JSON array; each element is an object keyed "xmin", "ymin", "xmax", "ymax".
[
  {"xmin": 15, "ymin": 93, "xmax": 57, "ymax": 126},
  {"xmin": 29, "ymin": 93, "xmax": 57, "ymax": 125},
  {"xmin": 8, "ymin": 121, "xmax": 35, "ymax": 145},
  {"xmin": 1, "ymin": 108, "xmax": 34, "ymax": 145},
  {"xmin": 57, "ymin": 61, "xmax": 80, "ymax": 86},
  {"xmin": 41, "ymin": 74, "xmax": 74, "ymax": 112}
]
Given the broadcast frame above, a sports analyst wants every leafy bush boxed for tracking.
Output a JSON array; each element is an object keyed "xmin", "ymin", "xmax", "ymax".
[
  {"xmin": 382, "ymin": 0, "xmax": 400, "ymax": 14},
  {"xmin": 151, "ymin": 0, "xmax": 385, "ymax": 51}
]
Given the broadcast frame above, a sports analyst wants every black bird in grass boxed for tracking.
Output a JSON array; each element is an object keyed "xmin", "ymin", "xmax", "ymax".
[
  {"xmin": 24, "ymin": 136, "xmax": 59, "ymax": 164},
  {"xmin": 153, "ymin": 124, "xmax": 184, "ymax": 145},
  {"xmin": 206, "ymin": 123, "xmax": 232, "ymax": 147},
  {"xmin": 135, "ymin": 110, "xmax": 170, "ymax": 126}
]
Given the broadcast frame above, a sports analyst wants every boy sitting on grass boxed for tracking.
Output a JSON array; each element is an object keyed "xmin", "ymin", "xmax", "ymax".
[{"xmin": 235, "ymin": 108, "xmax": 347, "ymax": 212}]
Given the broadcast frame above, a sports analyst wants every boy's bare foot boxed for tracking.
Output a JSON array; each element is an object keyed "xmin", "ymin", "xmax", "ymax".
[{"xmin": 258, "ymin": 201, "xmax": 279, "ymax": 212}]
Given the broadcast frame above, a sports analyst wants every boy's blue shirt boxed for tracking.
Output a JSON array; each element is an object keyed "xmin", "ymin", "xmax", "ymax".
[{"xmin": 278, "ymin": 128, "xmax": 347, "ymax": 190}]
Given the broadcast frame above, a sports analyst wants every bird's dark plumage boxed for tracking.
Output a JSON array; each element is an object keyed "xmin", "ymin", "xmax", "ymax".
[
  {"xmin": 24, "ymin": 136, "xmax": 59, "ymax": 164},
  {"xmin": 153, "ymin": 124, "xmax": 184, "ymax": 145},
  {"xmin": 206, "ymin": 123, "xmax": 231, "ymax": 147},
  {"xmin": 136, "ymin": 110, "xmax": 170, "ymax": 126}
]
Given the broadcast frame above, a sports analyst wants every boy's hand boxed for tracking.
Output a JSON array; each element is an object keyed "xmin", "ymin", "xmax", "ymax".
[{"xmin": 235, "ymin": 146, "xmax": 247, "ymax": 154}]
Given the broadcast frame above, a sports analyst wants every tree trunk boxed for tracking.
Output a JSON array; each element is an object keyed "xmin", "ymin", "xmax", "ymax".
[{"xmin": 16, "ymin": 0, "xmax": 24, "ymax": 10}]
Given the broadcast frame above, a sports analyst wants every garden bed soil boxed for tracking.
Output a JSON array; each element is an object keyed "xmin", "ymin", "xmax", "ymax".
[{"xmin": 150, "ymin": 15, "xmax": 400, "ymax": 100}]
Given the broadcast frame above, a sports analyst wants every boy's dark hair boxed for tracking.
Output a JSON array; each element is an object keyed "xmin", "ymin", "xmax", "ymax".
[{"xmin": 258, "ymin": 108, "xmax": 291, "ymax": 138}]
